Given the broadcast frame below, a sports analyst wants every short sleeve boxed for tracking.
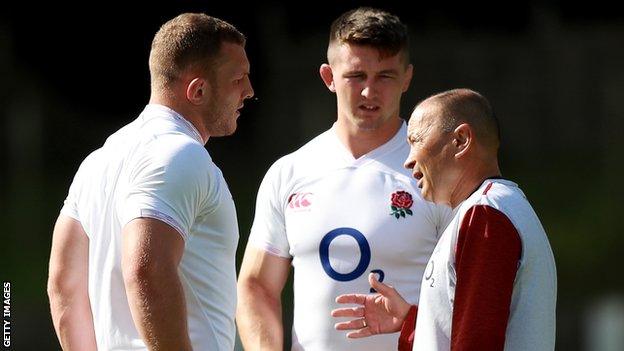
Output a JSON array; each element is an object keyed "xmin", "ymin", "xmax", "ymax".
[
  {"xmin": 60, "ymin": 178, "xmax": 81, "ymax": 221},
  {"xmin": 60, "ymin": 150, "xmax": 100, "ymax": 222},
  {"xmin": 120, "ymin": 138, "xmax": 210, "ymax": 241},
  {"xmin": 247, "ymin": 160, "xmax": 291, "ymax": 258}
]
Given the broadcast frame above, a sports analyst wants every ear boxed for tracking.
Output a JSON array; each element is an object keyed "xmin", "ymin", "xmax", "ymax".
[
  {"xmin": 453, "ymin": 123, "xmax": 472, "ymax": 159},
  {"xmin": 402, "ymin": 64, "xmax": 413, "ymax": 93},
  {"xmin": 319, "ymin": 64, "xmax": 336, "ymax": 93},
  {"xmin": 186, "ymin": 77, "xmax": 209, "ymax": 105}
]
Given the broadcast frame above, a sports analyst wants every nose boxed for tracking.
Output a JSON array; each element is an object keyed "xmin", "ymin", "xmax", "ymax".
[
  {"xmin": 361, "ymin": 86, "xmax": 372, "ymax": 98},
  {"xmin": 404, "ymin": 155, "xmax": 415, "ymax": 170},
  {"xmin": 244, "ymin": 79, "xmax": 254, "ymax": 100},
  {"xmin": 404, "ymin": 158, "xmax": 423, "ymax": 180},
  {"xmin": 360, "ymin": 80, "xmax": 377, "ymax": 99}
]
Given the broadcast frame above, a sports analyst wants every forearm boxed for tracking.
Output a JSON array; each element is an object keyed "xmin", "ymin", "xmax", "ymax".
[
  {"xmin": 124, "ymin": 268, "xmax": 192, "ymax": 351},
  {"xmin": 237, "ymin": 280, "xmax": 284, "ymax": 351},
  {"xmin": 48, "ymin": 215, "xmax": 96, "ymax": 350},
  {"xmin": 48, "ymin": 286, "xmax": 97, "ymax": 350}
]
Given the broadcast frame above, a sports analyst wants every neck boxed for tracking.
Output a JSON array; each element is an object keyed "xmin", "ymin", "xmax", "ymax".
[
  {"xmin": 334, "ymin": 118, "xmax": 402, "ymax": 159},
  {"xmin": 149, "ymin": 95, "xmax": 209, "ymax": 144},
  {"xmin": 448, "ymin": 159, "xmax": 501, "ymax": 208}
]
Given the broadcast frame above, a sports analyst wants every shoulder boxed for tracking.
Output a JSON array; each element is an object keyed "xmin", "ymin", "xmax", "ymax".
[
  {"xmin": 127, "ymin": 135, "xmax": 214, "ymax": 192},
  {"xmin": 289, "ymin": 128, "xmax": 334, "ymax": 164},
  {"xmin": 71, "ymin": 148, "xmax": 106, "ymax": 185},
  {"xmin": 262, "ymin": 128, "xmax": 333, "ymax": 181},
  {"xmin": 147, "ymin": 134, "xmax": 210, "ymax": 169},
  {"xmin": 456, "ymin": 179, "xmax": 537, "ymax": 242},
  {"xmin": 472, "ymin": 180, "xmax": 531, "ymax": 220}
]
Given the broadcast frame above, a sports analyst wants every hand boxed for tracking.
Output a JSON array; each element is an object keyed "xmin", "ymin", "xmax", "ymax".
[{"xmin": 331, "ymin": 273, "xmax": 413, "ymax": 338}]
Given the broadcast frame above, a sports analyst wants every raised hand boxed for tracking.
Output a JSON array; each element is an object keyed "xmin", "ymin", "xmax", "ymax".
[{"xmin": 331, "ymin": 273, "xmax": 413, "ymax": 338}]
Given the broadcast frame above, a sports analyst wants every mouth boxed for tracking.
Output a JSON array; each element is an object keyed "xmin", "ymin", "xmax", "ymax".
[
  {"xmin": 358, "ymin": 104, "xmax": 380, "ymax": 113},
  {"xmin": 414, "ymin": 171, "xmax": 424, "ymax": 188}
]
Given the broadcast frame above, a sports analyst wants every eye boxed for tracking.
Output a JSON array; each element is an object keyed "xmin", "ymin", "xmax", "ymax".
[
  {"xmin": 344, "ymin": 73, "xmax": 365, "ymax": 80},
  {"xmin": 410, "ymin": 135, "xmax": 423, "ymax": 144}
]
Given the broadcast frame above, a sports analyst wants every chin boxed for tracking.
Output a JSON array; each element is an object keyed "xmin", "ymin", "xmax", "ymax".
[
  {"xmin": 224, "ymin": 122, "xmax": 238, "ymax": 136},
  {"xmin": 216, "ymin": 115, "xmax": 239, "ymax": 135},
  {"xmin": 352, "ymin": 118, "xmax": 383, "ymax": 131},
  {"xmin": 421, "ymin": 189, "xmax": 434, "ymax": 202}
]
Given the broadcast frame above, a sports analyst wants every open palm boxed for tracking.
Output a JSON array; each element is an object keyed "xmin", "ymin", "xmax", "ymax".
[{"xmin": 331, "ymin": 273, "xmax": 413, "ymax": 338}]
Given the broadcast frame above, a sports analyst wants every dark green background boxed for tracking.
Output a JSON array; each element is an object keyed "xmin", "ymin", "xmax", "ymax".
[{"xmin": 1, "ymin": 1, "xmax": 623, "ymax": 350}]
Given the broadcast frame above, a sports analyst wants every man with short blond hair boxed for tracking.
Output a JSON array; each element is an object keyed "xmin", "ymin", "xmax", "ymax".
[{"xmin": 47, "ymin": 13, "xmax": 254, "ymax": 351}]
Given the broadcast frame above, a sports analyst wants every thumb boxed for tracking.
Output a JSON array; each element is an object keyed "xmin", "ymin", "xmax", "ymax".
[{"xmin": 368, "ymin": 272, "xmax": 393, "ymax": 296}]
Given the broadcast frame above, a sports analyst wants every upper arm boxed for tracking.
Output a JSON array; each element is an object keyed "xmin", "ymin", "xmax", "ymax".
[
  {"xmin": 238, "ymin": 246, "xmax": 291, "ymax": 298},
  {"xmin": 48, "ymin": 215, "xmax": 89, "ymax": 294},
  {"xmin": 121, "ymin": 218, "xmax": 185, "ymax": 281},
  {"xmin": 247, "ymin": 160, "xmax": 291, "ymax": 258},
  {"xmin": 121, "ymin": 139, "xmax": 210, "ymax": 240},
  {"xmin": 239, "ymin": 159, "xmax": 292, "ymax": 296},
  {"xmin": 451, "ymin": 205, "xmax": 521, "ymax": 350}
]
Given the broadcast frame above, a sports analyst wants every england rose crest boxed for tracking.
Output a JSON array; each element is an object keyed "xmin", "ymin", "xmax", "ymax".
[{"xmin": 390, "ymin": 191, "xmax": 413, "ymax": 219}]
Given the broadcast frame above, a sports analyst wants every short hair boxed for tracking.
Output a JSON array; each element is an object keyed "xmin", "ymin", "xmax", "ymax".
[
  {"xmin": 418, "ymin": 89, "xmax": 501, "ymax": 148},
  {"xmin": 327, "ymin": 7, "xmax": 409, "ymax": 64},
  {"xmin": 149, "ymin": 13, "xmax": 245, "ymax": 92}
]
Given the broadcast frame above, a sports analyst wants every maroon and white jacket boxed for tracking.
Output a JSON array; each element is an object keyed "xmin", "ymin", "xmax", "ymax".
[{"xmin": 399, "ymin": 179, "xmax": 556, "ymax": 351}]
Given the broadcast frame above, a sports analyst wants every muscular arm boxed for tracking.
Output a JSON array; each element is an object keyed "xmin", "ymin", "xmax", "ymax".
[
  {"xmin": 121, "ymin": 218, "xmax": 192, "ymax": 351},
  {"xmin": 451, "ymin": 205, "xmax": 521, "ymax": 350},
  {"xmin": 237, "ymin": 246, "xmax": 291, "ymax": 351},
  {"xmin": 47, "ymin": 215, "xmax": 97, "ymax": 351}
]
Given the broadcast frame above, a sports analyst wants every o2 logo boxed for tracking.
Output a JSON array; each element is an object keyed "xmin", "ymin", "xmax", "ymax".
[{"xmin": 318, "ymin": 227, "xmax": 385, "ymax": 292}]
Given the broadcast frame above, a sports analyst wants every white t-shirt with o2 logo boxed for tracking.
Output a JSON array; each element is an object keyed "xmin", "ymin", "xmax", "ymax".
[{"xmin": 248, "ymin": 122, "xmax": 452, "ymax": 351}]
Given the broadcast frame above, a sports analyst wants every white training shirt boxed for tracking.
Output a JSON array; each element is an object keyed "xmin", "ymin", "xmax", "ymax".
[
  {"xmin": 414, "ymin": 179, "xmax": 557, "ymax": 350},
  {"xmin": 249, "ymin": 122, "xmax": 452, "ymax": 351},
  {"xmin": 60, "ymin": 104, "xmax": 239, "ymax": 351}
]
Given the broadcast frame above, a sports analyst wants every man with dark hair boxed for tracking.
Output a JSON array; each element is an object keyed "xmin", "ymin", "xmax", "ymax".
[
  {"xmin": 332, "ymin": 89, "xmax": 557, "ymax": 350},
  {"xmin": 47, "ymin": 13, "xmax": 254, "ymax": 350},
  {"xmin": 237, "ymin": 7, "xmax": 451, "ymax": 350}
]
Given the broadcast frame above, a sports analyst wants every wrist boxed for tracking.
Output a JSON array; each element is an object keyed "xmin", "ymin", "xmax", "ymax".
[{"xmin": 397, "ymin": 302, "xmax": 414, "ymax": 322}]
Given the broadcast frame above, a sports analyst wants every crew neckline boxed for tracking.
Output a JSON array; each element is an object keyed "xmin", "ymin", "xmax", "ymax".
[{"xmin": 142, "ymin": 104, "xmax": 205, "ymax": 145}]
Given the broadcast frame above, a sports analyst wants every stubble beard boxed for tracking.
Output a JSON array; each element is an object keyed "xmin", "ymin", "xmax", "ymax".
[
  {"xmin": 205, "ymin": 91, "xmax": 237, "ymax": 137},
  {"xmin": 349, "ymin": 110, "xmax": 391, "ymax": 131}
]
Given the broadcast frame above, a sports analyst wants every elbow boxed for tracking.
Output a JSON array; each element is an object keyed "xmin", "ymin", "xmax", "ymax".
[
  {"xmin": 122, "ymin": 262, "xmax": 149, "ymax": 292},
  {"xmin": 47, "ymin": 276, "xmax": 60, "ymax": 303},
  {"xmin": 237, "ymin": 276, "xmax": 261, "ymax": 297},
  {"xmin": 47, "ymin": 271, "xmax": 75, "ymax": 304},
  {"xmin": 237, "ymin": 277, "xmax": 280, "ymax": 305},
  {"xmin": 122, "ymin": 259, "xmax": 175, "ymax": 294},
  {"xmin": 47, "ymin": 270, "xmax": 87, "ymax": 322}
]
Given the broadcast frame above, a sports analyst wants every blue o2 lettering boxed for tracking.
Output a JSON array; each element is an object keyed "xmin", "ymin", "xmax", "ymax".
[{"xmin": 319, "ymin": 227, "xmax": 371, "ymax": 281}]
